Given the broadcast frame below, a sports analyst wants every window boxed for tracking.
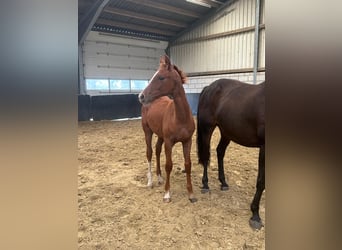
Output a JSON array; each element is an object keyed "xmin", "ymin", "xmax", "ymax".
[
  {"xmin": 86, "ymin": 79, "xmax": 109, "ymax": 90},
  {"xmin": 131, "ymin": 80, "xmax": 148, "ymax": 91},
  {"xmin": 85, "ymin": 79, "xmax": 148, "ymax": 94},
  {"xmin": 110, "ymin": 80, "xmax": 130, "ymax": 91}
]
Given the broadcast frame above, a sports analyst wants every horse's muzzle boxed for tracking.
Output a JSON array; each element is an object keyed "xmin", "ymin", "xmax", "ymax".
[
  {"xmin": 138, "ymin": 92, "xmax": 145, "ymax": 104},
  {"xmin": 139, "ymin": 92, "xmax": 154, "ymax": 105}
]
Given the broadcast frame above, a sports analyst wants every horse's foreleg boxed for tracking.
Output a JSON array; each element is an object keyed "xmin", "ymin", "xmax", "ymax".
[
  {"xmin": 182, "ymin": 140, "xmax": 197, "ymax": 203},
  {"xmin": 155, "ymin": 137, "xmax": 164, "ymax": 185},
  {"xmin": 163, "ymin": 140, "xmax": 173, "ymax": 202},
  {"xmin": 216, "ymin": 137, "xmax": 229, "ymax": 191},
  {"xmin": 249, "ymin": 145, "xmax": 265, "ymax": 230},
  {"xmin": 144, "ymin": 129, "xmax": 153, "ymax": 188}
]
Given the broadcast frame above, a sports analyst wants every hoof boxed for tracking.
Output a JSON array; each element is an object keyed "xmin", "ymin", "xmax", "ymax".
[
  {"xmin": 249, "ymin": 219, "xmax": 264, "ymax": 230},
  {"xmin": 221, "ymin": 185, "xmax": 229, "ymax": 191},
  {"xmin": 189, "ymin": 197, "xmax": 198, "ymax": 203},
  {"xmin": 147, "ymin": 184, "xmax": 153, "ymax": 189},
  {"xmin": 163, "ymin": 197, "xmax": 171, "ymax": 203},
  {"xmin": 157, "ymin": 175, "xmax": 163, "ymax": 185},
  {"xmin": 200, "ymin": 187, "xmax": 210, "ymax": 194}
]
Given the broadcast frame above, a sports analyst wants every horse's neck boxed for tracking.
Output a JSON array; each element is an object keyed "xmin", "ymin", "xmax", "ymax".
[{"xmin": 172, "ymin": 83, "xmax": 192, "ymax": 123}]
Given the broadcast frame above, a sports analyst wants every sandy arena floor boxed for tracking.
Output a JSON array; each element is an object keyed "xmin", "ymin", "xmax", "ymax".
[{"xmin": 78, "ymin": 119, "xmax": 265, "ymax": 249}]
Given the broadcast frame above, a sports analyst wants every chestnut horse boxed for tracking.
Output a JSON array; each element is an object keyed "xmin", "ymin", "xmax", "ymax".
[
  {"xmin": 197, "ymin": 79, "xmax": 265, "ymax": 229},
  {"xmin": 138, "ymin": 55, "xmax": 197, "ymax": 203}
]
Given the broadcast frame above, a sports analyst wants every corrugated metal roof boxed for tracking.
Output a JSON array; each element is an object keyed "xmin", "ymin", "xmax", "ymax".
[{"xmin": 79, "ymin": 0, "xmax": 231, "ymax": 42}]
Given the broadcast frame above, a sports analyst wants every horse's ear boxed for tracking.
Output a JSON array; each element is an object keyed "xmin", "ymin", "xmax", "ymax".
[{"xmin": 159, "ymin": 55, "xmax": 171, "ymax": 70}]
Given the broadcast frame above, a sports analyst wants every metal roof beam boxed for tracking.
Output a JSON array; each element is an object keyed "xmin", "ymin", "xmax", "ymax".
[
  {"xmin": 124, "ymin": 0, "xmax": 201, "ymax": 18},
  {"xmin": 168, "ymin": 0, "xmax": 237, "ymax": 45},
  {"xmin": 187, "ymin": 0, "xmax": 221, "ymax": 8},
  {"xmin": 202, "ymin": 0, "xmax": 222, "ymax": 8},
  {"xmin": 104, "ymin": 7, "xmax": 187, "ymax": 28},
  {"xmin": 96, "ymin": 18, "xmax": 177, "ymax": 37},
  {"xmin": 78, "ymin": 0, "xmax": 110, "ymax": 44}
]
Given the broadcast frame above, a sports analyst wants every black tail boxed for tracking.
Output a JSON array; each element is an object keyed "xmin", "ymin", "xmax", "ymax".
[{"xmin": 196, "ymin": 87, "xmax": 214, "ymax": 167}]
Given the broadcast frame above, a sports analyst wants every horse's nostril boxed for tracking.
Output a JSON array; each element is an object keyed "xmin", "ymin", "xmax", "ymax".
[{"xmin": 139, "ymin": 93, "xmax": 145, "ymax": 100}]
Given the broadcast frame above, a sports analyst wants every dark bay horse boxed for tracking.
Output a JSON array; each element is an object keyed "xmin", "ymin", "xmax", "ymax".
[
  {"xmin": 139, "ymin": 55, "xmax": 197, "ymax": 203},
  {"xmin": 197, "ymin": 79, "xmax": 265, "ymax": 229}
]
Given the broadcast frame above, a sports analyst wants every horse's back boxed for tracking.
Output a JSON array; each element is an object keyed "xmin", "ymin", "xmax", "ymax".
[
  {"xmin": 216, "ymin": 80, "xmax": 264, "ymax": 116},
  {"xmin": 218, "ymin": 80, "xmax": 264, "ymax": 146},
  {"xmin": 199, "ymin": 79, "xmax": 265, "ymax": 147},
  {"xmin": 198, "ymin": 79, "xmax": 247, "ymax": 124}
]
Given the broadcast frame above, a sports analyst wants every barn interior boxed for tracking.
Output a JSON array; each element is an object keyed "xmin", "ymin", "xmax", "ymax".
[{"xmin": 78, "ymin": 0, "xmax": 265, "ymax": 121}]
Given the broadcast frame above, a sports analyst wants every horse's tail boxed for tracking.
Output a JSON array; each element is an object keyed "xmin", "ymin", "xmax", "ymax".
[{"xmin": 196, "ymin": 86, "xmax": 214, "ymax": 167}]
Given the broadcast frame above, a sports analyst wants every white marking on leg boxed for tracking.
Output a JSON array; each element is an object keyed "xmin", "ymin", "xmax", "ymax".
[
  {"xmin": 147, "ymin": 162, "xmax": 153, "ymax": 188},
  {"xmin": 157, "ymin": 174, "xmax": 163, "ymax": 185},
  {"xmin": 163, "ymin": 191, "xmax": 171, "ymax": 200}
]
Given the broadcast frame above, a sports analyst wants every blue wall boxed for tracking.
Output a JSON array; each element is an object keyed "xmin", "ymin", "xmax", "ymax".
[{"xmin": 186, "ymin": 93, "xmax": 200, "ymax": 115}]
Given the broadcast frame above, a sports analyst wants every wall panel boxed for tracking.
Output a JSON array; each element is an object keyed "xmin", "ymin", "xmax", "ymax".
[
  {"xmin": 169, "ymin": 0, "xmax": 265, "ymax": 76},
  {"xmin": 82, "ymin": 31, "xmax": 167, "ymax": 81}
]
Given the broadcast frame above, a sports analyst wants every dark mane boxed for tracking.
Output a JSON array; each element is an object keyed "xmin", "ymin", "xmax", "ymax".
[{"xmin": 173, "ymin": 64, "xmax": 187, "ymax": 84}]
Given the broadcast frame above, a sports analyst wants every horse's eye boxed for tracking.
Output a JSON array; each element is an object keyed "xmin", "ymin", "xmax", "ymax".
[{"xmin": 158, "ymin": 76, "xmax": 165, "ymax": 81}]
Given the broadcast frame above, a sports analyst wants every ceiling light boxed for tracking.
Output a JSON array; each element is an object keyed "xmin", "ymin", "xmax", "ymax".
[{"xmin": 186, "ymin": 0, "xmax": 211, "ymax": 8}]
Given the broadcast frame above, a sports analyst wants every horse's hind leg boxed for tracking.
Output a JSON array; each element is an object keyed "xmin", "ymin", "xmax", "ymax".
[
  {"xmin": 144, "ymin": 128, "xmax": 153, "ymax": 188},
  {"xmin": 249, "ymin": 145, "xmax": 265, "ymax": 230},
  {"xmin": 182, "ymin": 139, "xmax": 197, "ymax": 203},
  {"xmin": 197, "ymin": 123, "xmax": 215, "ymax": 193},
  {"xmin": 216, "ymin": 136, "xmax": 230, "ymax": 190},
  {"xmin": 155, "ymin": 137, "xmax": 164, "ymax": 185},
  {"xmin": 163, "ymin": 140, "xmax": 173, "ymax": 202}
]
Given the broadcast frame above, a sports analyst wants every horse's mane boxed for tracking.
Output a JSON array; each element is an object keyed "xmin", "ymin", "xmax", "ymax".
[{"xmin": 173, "ymin": 64, "xmax": 187, "ymax": 84}]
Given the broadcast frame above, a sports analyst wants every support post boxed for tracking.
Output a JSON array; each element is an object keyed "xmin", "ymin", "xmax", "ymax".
[
  {"xmin": 78, "ymin": 45, "xmax": 86, "ymax": 95},
  {"xmin": 253, "ymin": 0, "xmax": 261, "ymax": 84},
  {"xmin": 78, "ymin": 0, "xmax": 110, "ymax": 94}
]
